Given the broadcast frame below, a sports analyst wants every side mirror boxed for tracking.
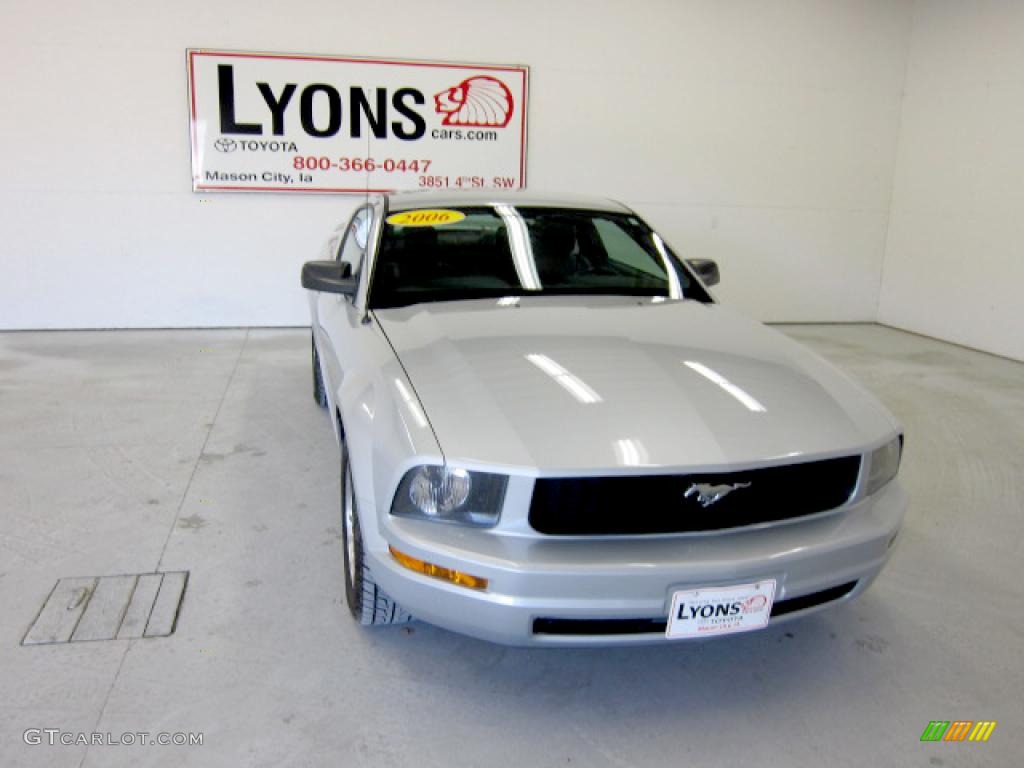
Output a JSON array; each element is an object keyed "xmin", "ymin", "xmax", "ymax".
[
  {"xmin": 301, "ymin": 260, "xmax": 358, "ymax": 296},
  {"xmin": 686, "ymin": 258, "xmax": 720, "ymax": 287}
]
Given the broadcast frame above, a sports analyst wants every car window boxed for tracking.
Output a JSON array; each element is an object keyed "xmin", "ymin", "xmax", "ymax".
[
  {"xmin": 592, "ymin": 219, "xmax": 666, "ymax": 279},
  {"xmin": 369, "ymin": 206, "xmax": 708, "ymax": 309},
  {"xmin": 338, "ymin": 208, "xmax": 372, "ymax": 279}
]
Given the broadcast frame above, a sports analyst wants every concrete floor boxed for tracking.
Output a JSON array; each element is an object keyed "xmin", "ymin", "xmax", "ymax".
[{"xmin": 0, "ymin": 324, "xmax": 1020, "ymax": 767}]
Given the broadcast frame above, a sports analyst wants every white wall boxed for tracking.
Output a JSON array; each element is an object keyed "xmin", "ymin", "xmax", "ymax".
[
  {"xmin": 879, "ymin": 0, "xmax": 1024, "ymax": 361},
  {"xmin": 1, "ymin": 0, "xmax": 912, "ymax": 329}
]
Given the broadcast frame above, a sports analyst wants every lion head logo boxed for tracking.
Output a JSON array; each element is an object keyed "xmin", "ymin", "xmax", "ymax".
[
  {"xmin": 434, "ymin": 76, "xmax": 514, "ymax": 128},
  {"xmin": 741, "ymin": 594, "xmax": 768, "ymax": 614}
]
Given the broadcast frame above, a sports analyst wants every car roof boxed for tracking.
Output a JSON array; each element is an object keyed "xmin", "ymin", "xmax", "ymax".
[{"xmin": 383, "ymin": 190, "xmax": 634, "ymax": 214}]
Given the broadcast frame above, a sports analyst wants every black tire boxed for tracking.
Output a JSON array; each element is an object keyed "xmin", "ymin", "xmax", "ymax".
[
  {"xmin": 340, "ymin": 441, "xmax": 412, "ymax": 626},
  {"xmin": 312, "ymin": 333, "xmax": 327, "ymax": 408}
]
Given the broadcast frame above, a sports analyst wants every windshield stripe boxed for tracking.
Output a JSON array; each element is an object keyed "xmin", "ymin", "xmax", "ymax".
[{"xmin": 495, "ymin": 204, "xmax": 542, "ymax": 291}]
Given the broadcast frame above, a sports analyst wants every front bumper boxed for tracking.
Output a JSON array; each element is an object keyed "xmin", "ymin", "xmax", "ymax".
[{"xmin": 365, "ymin": 480, "xmax": 907, "ymax": 646}]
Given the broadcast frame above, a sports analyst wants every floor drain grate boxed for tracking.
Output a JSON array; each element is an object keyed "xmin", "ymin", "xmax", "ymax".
[{"xmin": 22, "ymin": 572, "xmax": 189, "ymax": 645}]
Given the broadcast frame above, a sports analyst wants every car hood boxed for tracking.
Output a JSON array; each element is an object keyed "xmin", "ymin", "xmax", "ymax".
[{"xmin": 373, "ymin": 297, "xmax": 897, "ymax": 473}]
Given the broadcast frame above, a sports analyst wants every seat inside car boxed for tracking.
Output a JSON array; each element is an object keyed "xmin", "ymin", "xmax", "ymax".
[
  {"xmin": 374, "ymin": 227, "xmax": 439, "ymax": 292},
  {"xmin": 529, "ymin": 219, "xmax": 578, "ymax": 284}
]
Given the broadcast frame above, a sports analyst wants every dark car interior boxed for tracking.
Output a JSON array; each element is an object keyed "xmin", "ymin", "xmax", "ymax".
[{"xmin": 369, "ymin": 207, "xmax": 708, "ymax": 309}]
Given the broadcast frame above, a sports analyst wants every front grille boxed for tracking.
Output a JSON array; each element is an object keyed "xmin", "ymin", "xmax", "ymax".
[
  {"xmin": 529, "ymin": 455, "xmax": 861, "ymax": 535},
  {"xmin": 532, "ymin": 581, "xmax": 858, "ymax": 636}
]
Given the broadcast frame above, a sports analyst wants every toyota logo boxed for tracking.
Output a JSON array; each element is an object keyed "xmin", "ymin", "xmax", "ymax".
[{"xmin": 214, "ymin": 138, "xmax": 237, "ymax": 153}]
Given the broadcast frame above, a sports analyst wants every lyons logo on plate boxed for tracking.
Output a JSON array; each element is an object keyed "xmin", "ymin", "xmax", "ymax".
[
  {"xmin": 386, "ymin": 210, "xmax": 466, "ymax": 227},
  {"xmin": 666, "ymin": 580, "xmax": 776, "ymax": 639}
]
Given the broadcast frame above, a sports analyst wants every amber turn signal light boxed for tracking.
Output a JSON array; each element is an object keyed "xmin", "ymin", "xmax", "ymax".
[{"xmin": 389, "ymin": 546, "xmax": 488, "ymax": 591}]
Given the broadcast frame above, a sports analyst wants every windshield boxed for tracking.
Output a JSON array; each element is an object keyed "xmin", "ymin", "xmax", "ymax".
[{"xmin": 368, "ymin": 206, "xmax": 709, "ymax": 309}]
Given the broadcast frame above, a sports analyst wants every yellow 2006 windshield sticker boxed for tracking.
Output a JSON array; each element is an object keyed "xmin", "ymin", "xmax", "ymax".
[{"xmin": 386, "ymin": 209, "xmax": 465, "ymax": 227}]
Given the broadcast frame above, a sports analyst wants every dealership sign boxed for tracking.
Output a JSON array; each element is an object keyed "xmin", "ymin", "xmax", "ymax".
[{"xmin": 187, "ymin": 50, "xmax": 529, "ymax": 193}]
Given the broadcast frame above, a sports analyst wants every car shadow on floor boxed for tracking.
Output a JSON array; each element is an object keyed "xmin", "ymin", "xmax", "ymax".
[{"xmin": 358, "ymin": 590, "xmax": 903, "ymax": 721}]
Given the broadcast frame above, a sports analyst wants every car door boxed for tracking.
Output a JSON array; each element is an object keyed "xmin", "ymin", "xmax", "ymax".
[{"xmin": 315, "ymin": 205, "xmax": 373, "ymax": 420}]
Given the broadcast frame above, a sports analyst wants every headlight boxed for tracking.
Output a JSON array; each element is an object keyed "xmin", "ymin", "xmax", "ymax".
[
  {"xmin": 866, "ymin": 435, "xmax": 903, "ymax": 496},
  {"xmin": 391, "ymin": 466, "xmax": 508, "ymax": 527}
]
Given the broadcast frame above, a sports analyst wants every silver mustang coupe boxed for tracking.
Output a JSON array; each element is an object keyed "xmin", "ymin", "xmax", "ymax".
[{"xmin": 301, "ymin": 191, "xmax": 906, "ymax": 646}]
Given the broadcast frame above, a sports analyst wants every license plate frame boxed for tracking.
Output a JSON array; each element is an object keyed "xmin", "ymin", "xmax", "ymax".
[{"xmin": 666, "ymin": 579, "xmax": 777, "ymax": 639}]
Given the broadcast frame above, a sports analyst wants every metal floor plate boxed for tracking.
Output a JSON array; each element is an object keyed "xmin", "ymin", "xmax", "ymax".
[{"xmin": 23, "ymin": 572, "xmax": 189, "ymax": 645}]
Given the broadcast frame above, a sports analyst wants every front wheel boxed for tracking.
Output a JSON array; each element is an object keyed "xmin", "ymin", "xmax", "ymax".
[{"xmin": 340, "ymin": 442, "xmax": 412, "ymax": 626}]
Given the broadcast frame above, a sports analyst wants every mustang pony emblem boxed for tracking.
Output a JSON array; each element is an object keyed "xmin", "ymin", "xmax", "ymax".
[{"xmin": 684, "ymin": 482, "xmax": 751, "ymax": 508}]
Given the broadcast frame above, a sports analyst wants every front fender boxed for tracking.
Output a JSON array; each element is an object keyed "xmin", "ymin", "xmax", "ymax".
[{"xmin": 326, "ymin": 319, "xmax": 442, "ymax": 557}]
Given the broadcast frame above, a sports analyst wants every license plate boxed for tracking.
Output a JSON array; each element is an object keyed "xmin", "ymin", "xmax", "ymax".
[{"xmin": 666, "ymin": 580, "xmax": 777, "ymax": 639}]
